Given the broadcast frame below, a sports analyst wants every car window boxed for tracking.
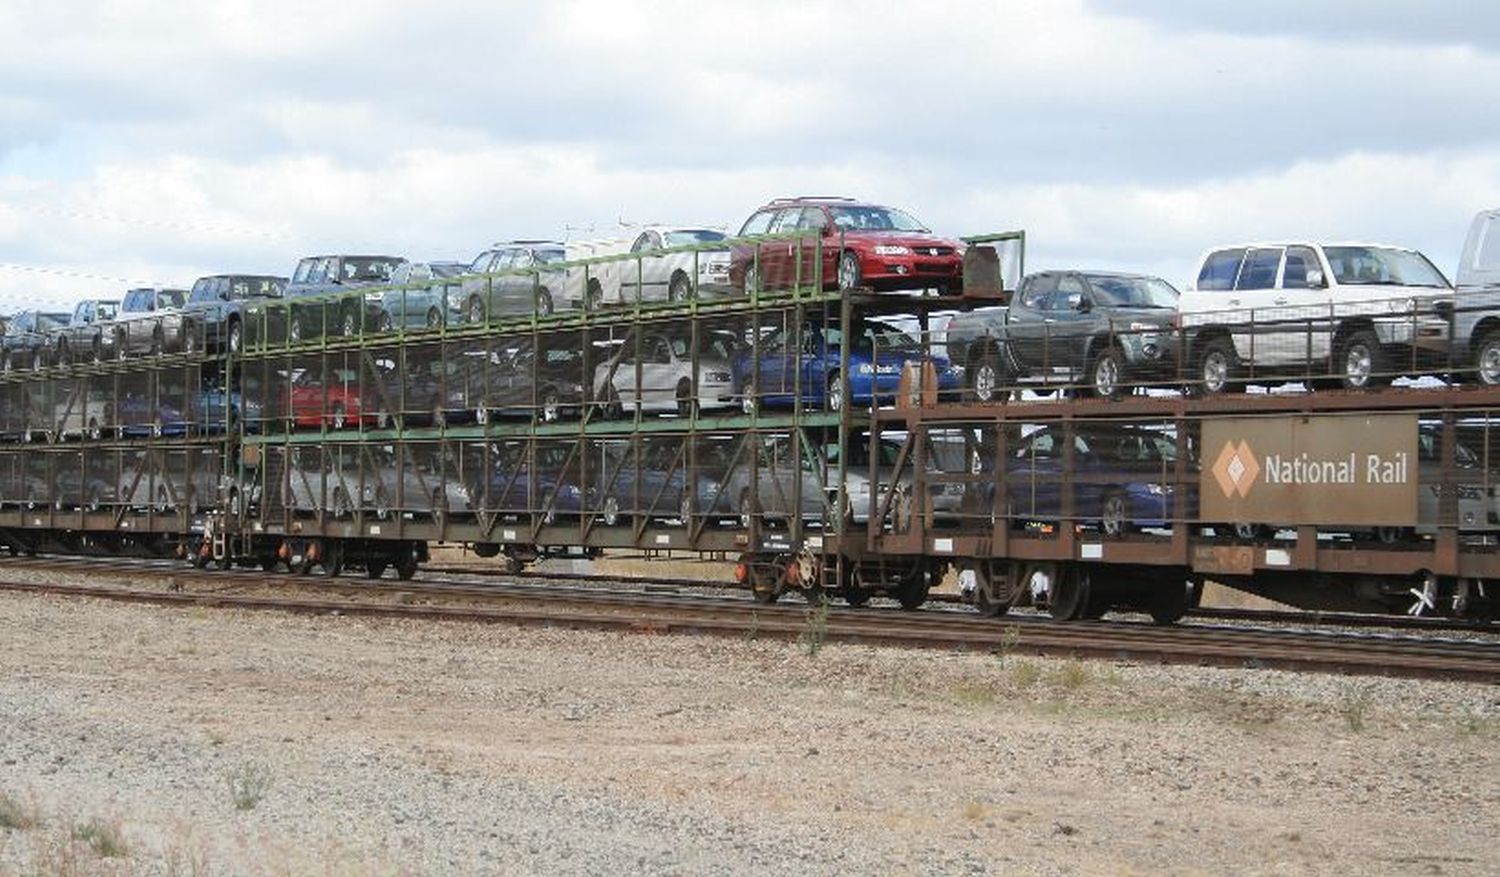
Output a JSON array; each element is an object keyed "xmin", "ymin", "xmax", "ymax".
[
  {"xmin": 1083, "ymin": 275, "xmax": 1179, "ymax": 308},
  {"xmin": 189, "ymin": 279, "xmax": 211, "ymax": 302},
  {"xmin": 1197, "ymin": 249, "xmax": 1245, "ymax": 291},
  {"xmin": 827, "ymin": 205, "xmax": 927, "ymax": 232},
  {"xmin": 1019, "ymin": 275, "xmax": 1055, "ymax": 309},
  {"xmin": 663, "ymin": 230, "xmax": 726, "ymax": 247},
  {"xmin": 650, "ymin": 337, "xmax": 672, "ymax": 364},
  {"xmin": 1054, "ymin": 275, "xmax": 1088, "ymax": 310},
  {"xmin": 631, "ymin": 233, "xmax": 653, "ymax": 253},
  {"xmin": 768, "ymin": 208, "xmax": 805, "ymax": 234},
  {"xmin": 739, "ymin": 210, "xmax": 776, "ymax": 236},
  {"xmin": 1282, "ymin": 246, "xmax": 1319, "ymax": 289},
  {"xmin": 1476, "ymin": 216, "xmax": 1500, "ymax": 273},
  {"xmin": 159, "ymin": 290, "xmax": 185, "ymax": 308},
  {"xmin": 1020, "ymin": 431, "xmax": 1057, "ymax": 458},
  {"xmin": 795, "ymin": 208, "xmax": 828, "ymax": 232},
  {"xmin": 470, "ymin": 251, "xmax": 496, "ymax": 273},
  {"xmin": 97, "ymin": 303, "xmax": 118, "ymax": 320},
  {"xmin": 293, "ymin": 259, "xmax": 317, "ymax": 283},
  {"xmin": 1235, "ymin": 248, "xmax": 1282, "ymax": 290},
  {"xmin": 1323, "ymin": 246, "xmax": 1450, "ymax": 288},
  {"xmin": 512, "ymin": 250, "xmax": 535, "ymax": 270}
]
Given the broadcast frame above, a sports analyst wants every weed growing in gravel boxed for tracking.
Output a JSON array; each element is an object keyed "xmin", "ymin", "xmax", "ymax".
[
  {"xmin": 72, "ymin": 817, "xmax": 128, "ymax": 858},
  {"xmin": 0, "ymin": 791, "xmax": 40, "ymax": 830},
  {"xmin": 1338, "ymin": 683, "xmax": 1374, "ymax": 732},
  {"xmin": 949, "ymin": 682, "xmax": 998, "ymax": 707},
  {"xmin": 226, "ymin": 761, "xmax": 273, "ymax": 811},
  {"xmin": 1011, "ymin": 661, "xmax": 1042, "ymax": 689},
  {"xmin": 991, "ymin": 626, "xmax": 1022, "ymax": 665},
  {"xmin": 1458, "ymin": 710, "xmax": 1498, "ymax": 737},
  {"xmin": 744, "ymin": 612, "xmax": 760, "ymax": 641},
  {"xmin": 1051, "ymin": 660, "xmax": 1092, "ymax": 690},
  {"xmin": 800, "ymin": 595, "xmax": 830, "ymax": 657}
]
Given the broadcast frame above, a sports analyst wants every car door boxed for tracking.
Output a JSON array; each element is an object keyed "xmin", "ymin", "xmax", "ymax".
[
  {"xmin": 621, "ymin": 231, "xmax": 663, "ymax": 303},
  {"xmin": 1273, "ymin": 244, "xmax": 1332, "ymax": 367},
  {"xmin": 1226, "ymin": 246, "xmax": 1287, "ymax": 366},
  {"xmin": 761, "ymin": 207, "xmax": 809, "ymax": 290},
  {"xmin": 635, "ymin": 334, "xmax": 678, "ymax": 410},
  {"xmin": 1005, "ymin": 273, "xmax": 1057, "ymax": 373},
  {"xmin": 1048, "ymin": 274, "xmax": 1096, "ymax": 377}
]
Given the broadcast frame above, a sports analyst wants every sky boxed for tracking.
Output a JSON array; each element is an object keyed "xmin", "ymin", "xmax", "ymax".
[{"xmin": 2, "ymin": 0, "xmax": 1499, "ymax": 311}]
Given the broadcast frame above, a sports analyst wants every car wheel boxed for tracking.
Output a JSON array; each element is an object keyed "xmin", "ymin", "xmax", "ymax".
[
  {"xmin": 155, "ymin": 484, "xmax": 172, "ymax": 513},
  {"xmin": 150, "ymin": 328, "xmax": 164, "ymax": 356},
  {"xmin": 540, "ymin": 389, "xmax": 561, "ymax": 423},
  {"xmin": 288, "ymin": 316, "xmax": 304, "ymax": 344},
  {"xmin": 467, "ymin": 296, "xmax": 485, "ymax": 324},
  {"xmin": 602, "ymin": 386, "xmax": 623, "ymax": 420},
  {"xmin": 827, "ymin": 372, "xmax": 845, "ymax": 413},
  {"xmin": 431, "ymin": 488, "xmax": 448, "ymax": 527},
  {"xmin": 475, "ymin": 405, "xmax": 491, "ymax": 425},
  {"xmin": 738, "ymin": 490, "xmax": 757, "ymax": 528},
  {"xmin": 86, "ymin": 418, "xmax": 101, "ymax": 441},
  {"xmin": 587, "ymin": 279, "xmax": 604, "ymax": 311},
  {"xmin": 740, "ymin": 383, "xmax": 757, "ymax": 416},
  {"xmin": 1338, "ymin": 329, "xmax": 1390, "ymax": 390},
  {"xmin": 183, "ymin": 327, "xmax": 197, "ymax": 355},
  {"xmin": 374, "ymin": 487, "xmax": 391, "ymax": 520},
  {"xmin": 536, "ymin": 287, "xmax": 554, "ymax": 317},
  {"xmin": 679, "ymin": 494, "xmax": 692, "ymax": 524},
  {"xmin": 331, "ymin": 487, "xmax": 351, "ymax": 518},
  {"xmin": 743, "ymin": 263, "xmax": 760, "ymax": 295},
  {"xmin": 837, "ymin": 250, "xmax": 862, "ymax": 291},
  {"xmin": 970, "ymin": 349, "xmax": 1005, "ymax": 402},
  {"xmin": 602, "ymin": 495, "xmax": 620, "ymax": 526},
  {"xmin": 56, "ymin": 339, "xmax": 68, "ymax": 365},
  {"xmin": 668, "ymin": 272, "xmax": 692, "ymax": 302},
  {"xmin": 1196, "ymin": 337, "xmax": 1241, "ymax": 395},
  {"xmin": 1100, "ymin": 489, "xmax": 1131, "ymax": 537},
  {"xmin": 426, "ymin": 307, "xmax": 443, "ymax": 329},
  {"xmin": 227, "ymin": 320, "xmax": 242, "ymax": 354},
  {"xmin": 341, "ymin": 309, "xmax": 359, "ymax": 337},
  {"xmin": 1475, "ymin": 331, "xmax": 1500, "ymax": 385},
  {"xmin": 1089, "ymin": 346, "xmax": 1125, "ymax": 400},
  {"xmin": 330, "ymin": 404, "xmax": 347, "ymax": 430},
  {"xmin": 378, "ymin": 311, "xmax": 394, "ymax": 333}
]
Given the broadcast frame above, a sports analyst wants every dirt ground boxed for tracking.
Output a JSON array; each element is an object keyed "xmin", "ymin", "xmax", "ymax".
[{"xmin": 1, "ymin": 588, "xmax": 1497, "ymax": 876}]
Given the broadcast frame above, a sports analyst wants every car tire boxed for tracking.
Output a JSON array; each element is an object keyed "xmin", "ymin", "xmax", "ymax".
[
  {"xmin": 1088, "ymin": 346, "xmax": 1126, "ymax": 400},
  {"xmin": 668, "ymin": 272, "xmax": 692, "ymax": 302},
  {"xmin": 539, "ymin": 388, "xmax": 561, "ymax": 423},
  {"xmin": 341, "ymin": 309, "xmax": 359, "ymax": 338},
  {"xmin": 837, "ymin": 251, "xmax": 862, "ymax": 291},
  {"xmin": 288, "ymin": 316, "xmax": 304, "ymax": 344},
  {"xmin": 56, "ymin": 339, "xmax": 68, "ymax": 365},
  {"xmin": 826, "ymin": 372, "xmax": 845, "ymax": 413},
  {"xmin": 426, "ymin": 308, "xmax": 443, "ymax": 329},
  {"xmin": 587, "ymin": 280, "xmax": 604, "ymax": 311},
  {"xmin": 330, "ymin": 404, "xmax": 347, "ymax": 431},
  {"xmin": 1337, "ymin": 329, "xmax": 1390, "ymax": 390},
  {"xmin": 743, "ymin": 264, "xmax": 760, "ymax": 295},
  {"xmin": 467, "ymin": 296, "xmax": 485, "ymax": 325},
  {"xmin": 740, "ymin": 382, "xmax": 757, "ymax": 416},
  {"xmin": 1475, "ymin": 331, "xmax": 1500, "ymax": 386},
  {"xmin": 675, "ymin": 380, "xmax": 697, "ymax": 418},
  {"xmin": 602, "ymin": 495, "xmax": 620, "ymax": 527},
  {"xmin": 227, "ymin": 320, "xmax": 242, "ymax": 355},
  {"xmin": 1100, "ymin": 489, "xmax": 1131, "ymax": 537},
  {"xmin": 1195, "ymin": 336, "xmax": 1241, "ymax": 395},
  {"xmin": 378, "ymin": 312, "xmax": 394, "ymax": 334},
  {"xmin": 150, "ymin": 328, "xmax": 163, "ymax": 356},
  {"xmin": 969, "ymin": 348, "xmax": 1007, "ymax": 403},
  {"xmin": 536, "ymin": 288, "xmax": 554, "ymax": 317}
]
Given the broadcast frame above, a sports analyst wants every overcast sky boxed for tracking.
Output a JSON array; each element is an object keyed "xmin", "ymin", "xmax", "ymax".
[{"xmin": 2, "ymin": 0, "xmax": 1499, "ymax": 311}]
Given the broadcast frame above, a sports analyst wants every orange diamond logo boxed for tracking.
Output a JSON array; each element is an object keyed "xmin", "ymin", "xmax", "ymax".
[{"xmin": 1211, "ymin": 440, "xmax": 1260, "ymax": 499}]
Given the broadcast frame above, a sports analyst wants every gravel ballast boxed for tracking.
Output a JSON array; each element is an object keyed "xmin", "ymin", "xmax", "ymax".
[{"xmin": 1, "ymin": 590, "xmax": 1498, "ymax": 875}]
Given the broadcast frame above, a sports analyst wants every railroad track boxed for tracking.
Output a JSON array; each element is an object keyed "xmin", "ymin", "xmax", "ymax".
[{"xmin": 2, "ymin": 556, "xmax": 1497, "ymax": 683}]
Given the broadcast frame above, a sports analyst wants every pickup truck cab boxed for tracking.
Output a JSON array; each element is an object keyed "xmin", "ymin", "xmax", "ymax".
[
  {"xmin": 1180, "ymin": 242, "xmax": 1451, "ymax": 392},
  {"xmin": 284, "ymin": 254, "xmax": 406, "ymax": 341},
  {"xmin": 112, "ymin": 287, "xmax": 188, "ymax": 358},
  {"xmin": 945, "ymin": 271, "xmax": 1181, "ymax": 400},
  {"xmin": 1, "ymin": 310, "xmax": 70, "ymax": 371},
  {"xmin": 54, "ymin": 298, "xmax": 119, "ymax": 364},
  {"xmin": 1450, "ymin": 209, "xmax": 1500, "ymax": 383},
  {"xmin": 183, "ymin": 274, "xmax": 287, "ymax": 354}
]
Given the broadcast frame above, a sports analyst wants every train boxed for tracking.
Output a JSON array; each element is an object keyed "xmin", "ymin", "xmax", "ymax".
[{"xmin": 2, "ymin": 224, "xmax": 1499, "ymax": 624}]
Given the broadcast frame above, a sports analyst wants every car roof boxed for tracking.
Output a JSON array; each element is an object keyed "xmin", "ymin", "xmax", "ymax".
[{"xmin": 1200, "ymin": 242, "xmax": 1422, "ymax": 253}]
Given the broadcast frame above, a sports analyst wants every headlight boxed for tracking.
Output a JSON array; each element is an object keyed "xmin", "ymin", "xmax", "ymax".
[
  {"xmin": 705, "ymin": 371, "xmax": 731, "ymax": 382},
  {"xmin": 1387, "ymin": 297, "xmax": 1417, "ymax": 313},
  {"xmin": 856, "ymin": 363, "xmax": 875, "ymax": 375},
  {"xmin": 364, "ymin": 292, "xmax": 384, "ymax": 304},
  {"xmin": 1145, "ymin": 483, "xmax": 1170, "ymax": 496},
  {"xmin": 872, "ymin": 245, "xmax": 911, "ymax": 256}
]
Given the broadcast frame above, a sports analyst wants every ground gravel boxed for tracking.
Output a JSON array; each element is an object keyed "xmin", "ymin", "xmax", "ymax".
[{"xmin": 1, "ymin": 588, "xmax": 1498, "ymax": 876}]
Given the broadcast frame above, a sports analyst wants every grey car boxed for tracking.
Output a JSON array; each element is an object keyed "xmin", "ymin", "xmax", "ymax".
[
  {"xmin": 459, "ymin": 242, "xmax": 567, "ymax": 323},
  {"xmin": 111, "ymin": 287, "xmax": 189, "ymax": 358},
  {"xmin": 375, "ymin": 261, "xmax": 467, "ymax": 331}
]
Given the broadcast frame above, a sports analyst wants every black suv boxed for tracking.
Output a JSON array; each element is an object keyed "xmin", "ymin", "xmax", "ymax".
[{"xmin": 284, "ymin": 254, "xmax": 406, "ymax": 341}]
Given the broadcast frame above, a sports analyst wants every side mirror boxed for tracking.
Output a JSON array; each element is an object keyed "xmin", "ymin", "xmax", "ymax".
[
  {"xmin": 1306, "ymin": 268, "xmax": 1326, "ymax": 288},
  {"xmin": 1072, "ymin": 295, "xmax": 1091, "ymax": 313}
]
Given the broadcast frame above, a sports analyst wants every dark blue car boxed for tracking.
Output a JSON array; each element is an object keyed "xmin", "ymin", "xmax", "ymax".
[
  {"xmin": 732, "ymin": 318, "xmax": 961, "ymax": 413},
  {"xmin": 467, "ymin": 443, "xmax": 589, "ymax": 521},
  {"xmin": 593, "ymin": 440, "xmax": 723, "ymax": 525}
]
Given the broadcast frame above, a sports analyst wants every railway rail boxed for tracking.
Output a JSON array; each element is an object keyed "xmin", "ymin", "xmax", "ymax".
[{"xmin": 3, "ymin": 559, "xmax": 1497, "ymax": 683}]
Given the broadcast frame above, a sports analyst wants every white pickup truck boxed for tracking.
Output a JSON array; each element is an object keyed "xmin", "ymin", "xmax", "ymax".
[
  {"xmin": 1178, "ymin": 242, "xmax": 1452, "ymax": 392},
  {"xmin": 1450, "ymin": 209, "xmax": 1500, "ymax": 384}
]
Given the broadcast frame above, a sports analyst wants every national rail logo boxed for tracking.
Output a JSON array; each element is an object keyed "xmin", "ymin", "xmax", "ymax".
[{"xmin": 1211, "ymin": 440, "xmax": 1260, "ymax": 500}]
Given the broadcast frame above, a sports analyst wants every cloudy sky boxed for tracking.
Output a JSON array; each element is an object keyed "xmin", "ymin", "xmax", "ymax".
[{"xmin": 2, "ymin": 0, "xmax": 1499, "ymax": 311}]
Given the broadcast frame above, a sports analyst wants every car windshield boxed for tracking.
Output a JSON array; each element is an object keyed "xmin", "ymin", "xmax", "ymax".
[
  {"xmin": 828, "ymin": 205, "xmax": 928, "ymax": 233},
  {"xmin": 39, "ymin": 313, "xmax": 70, "ymax": 330},
  {"xmin": 1322, "ymin": 246, "xmax": 1451, "ymax": 288},
  {"xmin": 159, "ymin": 290, "xmax": 186, "ymax": 308},
  {"xmin": 1084, "ymin": 275, "xmax": 1179, "ymax": 308},
  {"xmin": 340, "ymin": 258, "xmax": 401, "ymax": 283},
  {"xmin": 663, "ymin": 230, "xmax": 727, "ymax": 247},
  {"xmin": 835, "ymin": 322, "xmax": 920, "ymax": 354},
  {"xmin": 535, "ymin": 249, "xmax": 567, "ymax": 265},
  {"xmin": 96, "ymin": 303, "xmax": 119, "ymax": 320}
]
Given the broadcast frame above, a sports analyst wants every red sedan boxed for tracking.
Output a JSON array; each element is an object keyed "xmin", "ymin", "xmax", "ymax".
[
  {"xmin": 730, "ymin": 197, "xmax": 963, "ymax": 294},
  {"xmin": 289, "ymin": 367, "xmax": 376, "ymax": 430}
]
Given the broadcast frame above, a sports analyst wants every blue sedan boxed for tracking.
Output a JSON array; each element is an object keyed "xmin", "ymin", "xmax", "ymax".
[{"xmin": 732, "ymin": 318, "xmax": 961, "ymax": 413}]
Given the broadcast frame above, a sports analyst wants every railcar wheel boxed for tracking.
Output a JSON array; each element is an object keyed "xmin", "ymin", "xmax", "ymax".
[
  {"xmin": 1148, "ymin": 581, "xmax": 1191, "ymax": 625},
  {"xmin": 366, "ymin": 561, "xmax": 387, "ymax": 579},
  {"xmin": 393, "ymin": 549, "xmax": 419, "ymax": 581},
  {"xmin": 1048, "ymin": 566, "xmax": 1091, "ymax": 621},
  {"xmin": 894, "ymin": 563, "xmax": 931, "ymax": 610},
  {"xmin": 842, "ymin": 586, "xmax": 872, "ymax": 607}
]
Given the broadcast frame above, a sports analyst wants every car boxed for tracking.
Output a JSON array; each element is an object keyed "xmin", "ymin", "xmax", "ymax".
[
  {"xmin": 469, "ymin": 337, "xmax": 588, "ymax": 424},
  {"xmin": 465, "ymin": 441, "xmax": 590, "ymax": 522},
  {"xmin": 733, "ymin": 317, "xmax": 962, "ymax": 413},
  {"xmin": 110, "ymin": 287, "xmax": 189, "ymax": 358},
  {"xmin": 592, "ymin": 437, "xmax": 724, "ymax": 526},
  {"xmin": 282, "ymin": 444, "xmax": 468, "ymax": 521},
  {"xmin": 115, "ymin": 392, "xmax": 187, "ymax": 438},
  {"xmin": 289, "ymin": 366, "xmax": 377, "ymax": 431},
  {"xmin": 1181, "ymin": 242, "xmax": 1452, "ymax": 392},
  {"xmin": 1, "ymin": 310, "xmax": 70, "ymax": 371},
  {"xmin": 375, "ymin": 261, "xmax": 467, "ymax": 331},
  {"xmin": 600, "ymin": 227, "xmax": 732, "ymax": 307},
  {"xmin": 284, "ymin": 254, "xmax": 406, "ymax": 341},
  {"xmin": 1450, "ymin": 209, "xmax": 1500, "ymax": 384},
  {"xmin": 730, "ymin": 197, "xmax": 964, "ymax": 295},
  {"xmin": 52, "ymin": 299, "xmax": 119, "ymax": 364},
  {"xmin": 945, "ymin": 271, "xmax": 1182, "ymax": 400},
  {"xmin": 182, "ymin": 274, "xmax": 287, "ymax": 354},
  {"xmin": 594, "ymin": 330, "xmax": 736, "ymax": 418},
  {"xmin": 460, "ymin": 241, "xmax": 576, "ymax": 323}
]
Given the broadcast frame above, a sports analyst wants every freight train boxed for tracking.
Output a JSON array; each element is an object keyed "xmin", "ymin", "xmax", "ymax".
[{"xmin": 2, "ymin": 225, "xmax": 1498, "ymax": 623}]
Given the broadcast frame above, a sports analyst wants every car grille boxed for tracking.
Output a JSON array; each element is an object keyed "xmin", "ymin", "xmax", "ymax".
[{"xmin": 912, "ymin": 246, "xmax": 955, "ymax": 257}]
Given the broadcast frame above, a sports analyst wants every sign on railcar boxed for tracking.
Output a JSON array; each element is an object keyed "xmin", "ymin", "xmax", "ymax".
[{"xmin": 1202, "ymin": 413, "xmax": 1418, "ymax": 526}]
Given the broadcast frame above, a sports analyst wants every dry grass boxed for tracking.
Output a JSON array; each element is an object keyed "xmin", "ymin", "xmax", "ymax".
[
  {"xmin": 72, "ymin": 816, "xmax": 129, "ymax": 858},
  {"xmin": 0, "ymin": 790, "xmax": 41, "ymax": 830}
]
